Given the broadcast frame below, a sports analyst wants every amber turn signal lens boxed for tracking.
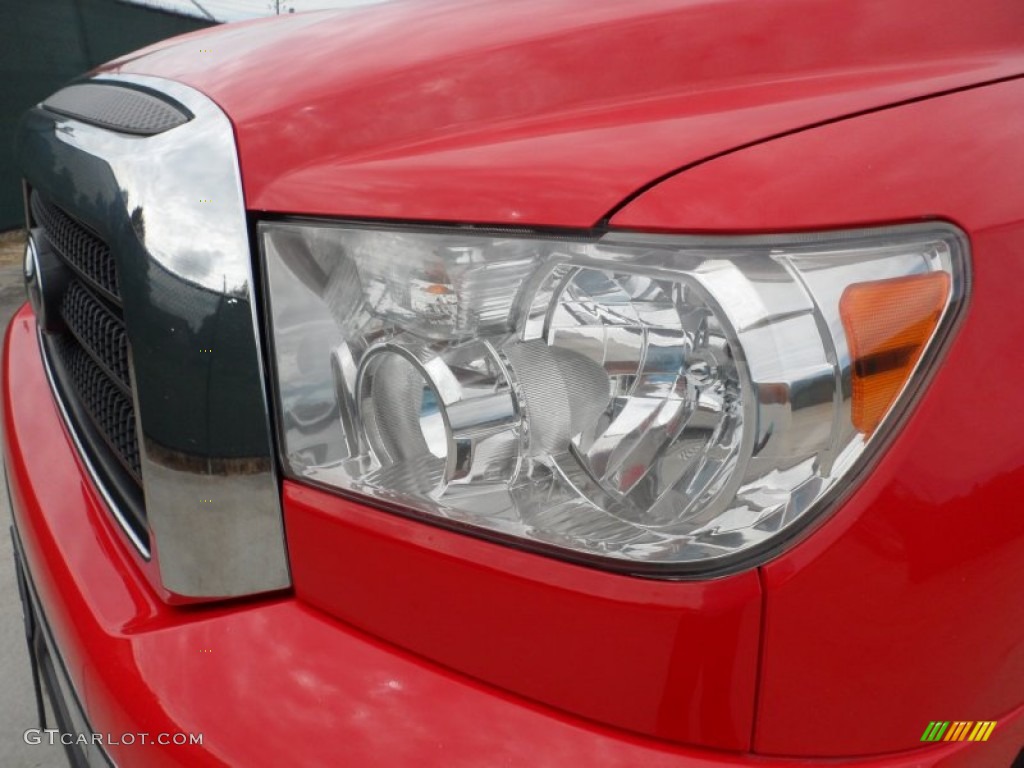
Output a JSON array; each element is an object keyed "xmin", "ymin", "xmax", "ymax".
[{"xmin": 840, "ymin": 272, "xmax": 951, "ymax": 435}]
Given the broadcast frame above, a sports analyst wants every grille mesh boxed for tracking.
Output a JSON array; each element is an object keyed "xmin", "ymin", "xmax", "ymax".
[
  {"xmin": 60, "ymin": 280, "xmax": 131, "ymax": 392},
  {"xmin": 32, "ymin": 189, "xmax": 144, "ymax": 503},
  {"xmin": 30, "ymin": 193, "xmax": 120, "ymax": 301},
  {"xmin": 52, "ymin": 335, "xmax": 141, "ymax": 484}
]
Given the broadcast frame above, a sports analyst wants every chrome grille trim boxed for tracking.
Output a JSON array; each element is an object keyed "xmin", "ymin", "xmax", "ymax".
[{"xmin": 18, "ymin": 73, "xmax": 291, "ymax": 598}]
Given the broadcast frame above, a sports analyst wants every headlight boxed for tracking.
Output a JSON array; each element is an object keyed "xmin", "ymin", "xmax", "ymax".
[{"xmin": 261, "ymin": 221, "xmax": 966, "ymax": 574}]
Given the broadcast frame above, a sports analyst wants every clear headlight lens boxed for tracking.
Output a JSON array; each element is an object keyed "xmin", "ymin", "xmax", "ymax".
[{"xmin": 261, "ymin": 221, "xmax": 966, "ymax": 572}]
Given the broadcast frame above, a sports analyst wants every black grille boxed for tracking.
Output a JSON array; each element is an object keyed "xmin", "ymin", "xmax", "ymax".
[
  {"xmin": 51, "ymin": 336, "xmax": 141, "ymax": 483},
  {"xmin": 30, "ymin": 192, "xmax": 120, "ymax": 302},
  {"xmin": 60, "ymin": 280, "xmax": 131, "ymax": 393},
  {"xmin": 31, "ymin": 189, "xmax": 146, "ymax": 545}
]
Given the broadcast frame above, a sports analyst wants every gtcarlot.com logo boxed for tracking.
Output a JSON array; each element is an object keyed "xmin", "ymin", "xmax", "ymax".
[
  {"xmin": 24, "ymin": 729, "xmax": 203, "ymax": 746},
  {"xmin": 921, "ymin": 721, "xmax": 997, "ymax": 743}
]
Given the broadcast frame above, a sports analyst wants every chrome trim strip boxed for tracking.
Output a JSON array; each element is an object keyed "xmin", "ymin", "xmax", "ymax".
[
  {"xmin": 19, "ymin": 74, "xmax": 290, "ymax": 597},
  {"xmin": 38, "ymin": 327, "xmax": 151, "ymax": 558}
]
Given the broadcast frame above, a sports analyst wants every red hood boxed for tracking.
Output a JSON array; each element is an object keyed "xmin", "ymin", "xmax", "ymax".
[{"xmin": 105, "ymin": 0, "xmax": 1024, "ymax": 228}]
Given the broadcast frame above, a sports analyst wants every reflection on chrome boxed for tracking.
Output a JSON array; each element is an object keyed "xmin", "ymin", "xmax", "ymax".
[
  {"xmin": 24, "ymin": 74, "xmax": 289, "ymax": 597},
  {"xmin": 50, "ymin": 83, "xmax": 251, "ymax": 296}
]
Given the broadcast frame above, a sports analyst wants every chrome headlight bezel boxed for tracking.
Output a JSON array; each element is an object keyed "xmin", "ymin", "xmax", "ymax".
[{"xmin": 259, "ymin": 217, "xmax": 969, "ymax": 578}]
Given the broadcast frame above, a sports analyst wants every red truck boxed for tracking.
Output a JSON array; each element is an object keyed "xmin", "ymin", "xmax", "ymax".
[{"xmin": 6, "ymin": 1, "xmax": 1024, "ymax": 765}]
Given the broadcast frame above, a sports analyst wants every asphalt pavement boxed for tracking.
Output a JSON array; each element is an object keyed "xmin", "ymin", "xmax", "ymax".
[{"xmin": 0, "ymin": 231, "xmax": 65, "ymax": 767}]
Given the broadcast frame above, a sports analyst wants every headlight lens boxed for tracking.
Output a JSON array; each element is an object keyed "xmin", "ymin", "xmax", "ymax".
[{"xmin": 261, "ymin": 221, "xmax": 966, "ymax": 573}]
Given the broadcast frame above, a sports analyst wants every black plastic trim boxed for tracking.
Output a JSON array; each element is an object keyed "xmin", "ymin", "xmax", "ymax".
[{"xmin": 42, "ymin": 82, "xmax": 190, "ymax": 137}]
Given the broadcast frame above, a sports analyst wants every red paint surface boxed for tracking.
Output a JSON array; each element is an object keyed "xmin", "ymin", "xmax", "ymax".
[
  {"xmin": 0, "ymin": 308, "xmax": 750, "ymax": 767},
  {"xmin": 7, "ymin": 0, "xmax": 1024, "ymax": 762},
  {"xmin": 614, "ymin": 78, "xmax": 1024, "ymax": 757},
  {"xmin": 283, "ymin": 482, "xmax": 761, "ymax": 749},
  {"xmin": 7, "ymin": 304, "xmax": 1024, "ymax": 766},
  {"xmin": 104, "ymin": 0, "xmax": 1024, "ymax": 227}
]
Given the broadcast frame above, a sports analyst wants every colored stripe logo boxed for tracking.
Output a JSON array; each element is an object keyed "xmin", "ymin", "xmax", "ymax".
[{"xmin": 921, "ymin": 721, "xmax": 997, "ymax": 742}]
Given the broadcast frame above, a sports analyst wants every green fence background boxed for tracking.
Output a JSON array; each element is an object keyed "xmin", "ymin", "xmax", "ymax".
[{"xmin": 0, "ymin": 1, "xmax": 213, "ymax": 230}]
